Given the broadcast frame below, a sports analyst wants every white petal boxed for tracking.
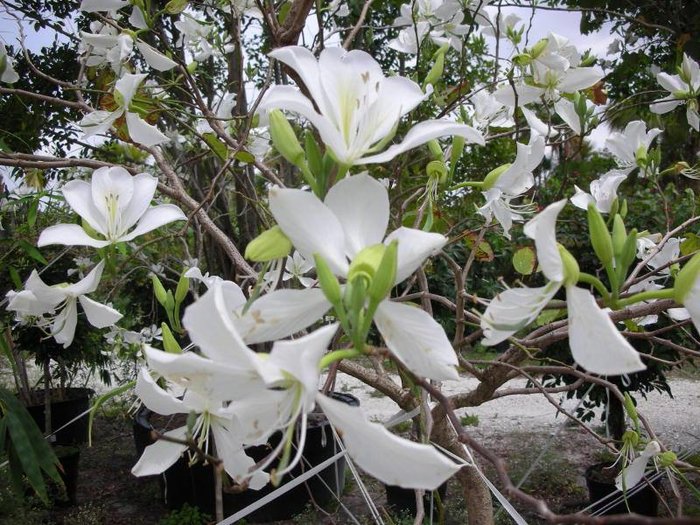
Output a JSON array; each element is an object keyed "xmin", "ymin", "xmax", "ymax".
[
  {"xmin": 79, "ymin": 109, "xmax": 120, "ymax": 138},
  {"xmin": 524, "ymin": 200, "xmax": 567, "ymax": 282},
  {"xmin": 554, "ymin": 98, "xmax": 581, "ymax": 135},
  {"xmin": 656, "ymin": 73, "xmax": 684, "ymax": 93},
  {"xmin": 233, "ymin": 288, "xmax": 332, "ymax": 344},
  {"xmin": 324, "ymin": 173, "xmax": 389, "ymax": 258},
  {"xmin": 37, "ymin": 224, "xmax": 111, "ymax": 248},
  {"xmin": 268, "ymin": 186, "xmax": 349, "ymax": 276},
  {"xmin": 22, "ymin": 270, "xmax": 67, "ymax": 306},
  {"xmin": 129, "ymin": 7, "xmax": 149, "ymax": 29},
  {"xmin": 521, "ymin": 106, "xmax": 558, "ymax": 138},
  {"xmin": 230, "ymin": 389, "xmax": 296, "ymax": 445},
  {"xmin": 650, "ymin": 97, "xmax": 681, "ymax": 114},
  {"xmin": 557, "ymin": 67, "xmax": 604, "ymax": 93},
  {"xmin": 567, "ymin": 286, "xmax": 646, "ymax": 375},
  {"xmin": 136, "ymin": 40, "xmax": 177, "ymax": 71},
  {"xmin": 52, "ymin": 299, "xmax": 78, "ymax": 348},
  {"xmin": 80, "ymin": 0, "xmax": 128, "ymax": 12},
  {"xmin": 211, "ymin": 421, "xmax": 269, "ymax": 490},
  {"xmin": 119, "ymin": 173, "xmax": 158, "ymax": 233},
  {"xmin": 494, "ymin": 83, "xmax": 543, "ymax": 107},
  {"xmin": 115, "ymin": 73, "xmax": 147, "ymax": 108},
  {"xmin": 268, "ymin": 46, "xmax": 324, "ymax": 115},
  {"xmin": 6, "ymin": 290, "xmax": 56, "ymax": 316},
  {"xmin": 125, "ymin": 112, "xmax": 170, "ymax": 147},
  {"xmin": 135, "ymin": 367, "xmax": 186, "ymax": 416},
  {"xmin": 132, "ymin": 426, "xmax": 188, "ymax": 476},
  {"xmin": 374, "ymin": 300, "xmax": 458, "ymax": 381},
  {"xmin": 570, "ymin": 185, "xmax": 594, "ymax": 211},
  {"xmin": 120, "ymin": 204, "xmax": 186, "ymax": 242},
  {"xmin": 615, "ymin": 441, "xmax": 660, "ymax": 490},
  {"xmin": 481, "ymin": 282, "xmax": 561, "ymax": 346},
  {"xmin": 358, "ymin": 120, "xmax": 484, "ymax": 165},
  {"xmin": 78, "ymin": 295, "xmax": 123, "ymax": 328},
  {"xmin": 316, "ymin": 394, "xmax": 460, "ymax": 490},
  {"xmin": 682, "ymin": 276, "xmax": 700, "ymax": 334},
  {"xmin": 61, "ymin": 179, "xmax": 109, "ymax": 236},
  {"xmin": 385, "ymin": 227, "xmax": 447, "ymax": 284}
]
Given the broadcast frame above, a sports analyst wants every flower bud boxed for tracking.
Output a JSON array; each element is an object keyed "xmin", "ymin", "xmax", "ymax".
[
  {"xmin": 612, "ymin": 214, "xmax": 627, "ymax": 258},
  {"xmin": 587, "ymin": 203, "xmax": 613, "ymax": 265},
  {"xmin": 623, "ymin": 392, "xmax": 638, "ymax": 425},
  {"xmin": 618, "ymin": 228, "xmax": 638, "ymax": 277},
  {"xmin": 175, "ymin": 272, "xmax": 189, "ymax": 304},
  {"xmin": 635, "ymin": 145, "xmax": 648, "ymax": 166},
  {"xmin": 165, "ymin": 0, "xmax": 188, "ymax": 14},
  {"xmin": 658, "ymin": 450, "xmax": 677, "ymax": 468},
  {"xmin": 368, "ymin": 240, "xmax": 398, "ymax": 303},
  {"xmin": 427, "ymin": 160, "xmax": 448, "ymax": 185},
  {"xmin": 151, "ymin": 274, "xmax": 168, "ymax": 307},
  {"xmin": 558, "ymin": 244, "xmax": 580, "ymax": 286},
  {"xmin": 424, "ymin": 45, "xmax": 447, "ymax": 87},
  {"xmin": 314, "ymin": 253, "xmax": 342, "ymax": 306},
  {"xmin": 348, "ymin": 244, "xmax": 386, "ymax": 285},
  {"xmin": 530, "ymin": 38, "xmax": 549, "ymax": 58},
  {"xmin": 512, "ymin": 53, "xmax": 532, "ymax": 66},
  {"xmin": 427, "ymin": 139, "xmax": 443, "ymax": 160},
  {"xmin": 244, "ymin": 225, "xmax": 292, "ymax": 262},
  {"xmin": 186, "ymin": 62, "xmax": 198, "ymax": 74},
  {"xmin": 674, "ymin": 251, "xmax": 700, "ymax": 303},
  {"xmin": 449, "ymin": 135, "xmax": 465, "ymax": 177},
  {"xmin": 161, "ymin": 323, "xmax": 182, "ymax": 353},
  {"xmin": 269, "ymin": 109, "xmax": 306, "ymax": 169},
  {"xmin": 482, "ymin": 163, "xmax": 511, "ymax": 190}
]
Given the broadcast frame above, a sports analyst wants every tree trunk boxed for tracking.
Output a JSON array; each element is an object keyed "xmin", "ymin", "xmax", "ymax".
[{"xmin": 431, "ymin": 418, "xmax": 494, "ymax": 525}]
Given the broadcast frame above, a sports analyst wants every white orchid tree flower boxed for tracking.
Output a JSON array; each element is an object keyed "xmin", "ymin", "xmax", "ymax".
[
  {"xmin": 175, "ymin": 14, "xmax": 214, "ymax": 62},
  {"xmin": 636, "ymin": 235, "xmax": 681, "ymax": 275},
  {"xmin": 389, "ymin": 22, "xmax": 431, "ymax": 55},
  {"xmin": 478, "ymin": 10, "xmax": 521, "ymax": 40},
  {"xmin": 391, "ymin": 0, "xmax": 469, "ymax": 52},
  {"xmin": 570, "ymin": 169, "xmax": 628, "ymax": 213},
  {"xmin": 80, "ymin": 23, "xmax": 134, "ymax": 72},
  {"xmin": 553, "ymin": 96, "xmax": 594, "ymax": 136},
  {"xmin": 470, "ymin": 87, "xmax": 514, "ymax": 131},
  {"xmin": 650, "ymin": 53, "xmax": 700, "ymax": 131},
  {"xmin": 38, "ymin": 166, "xmax": 186, "ymax": 248},
  {"xmin": 477, "ymin": 135, "xmax": 545, "ymax": 238},
  {"xmin": 265, "ymin": 173, "xmax": 459, "ymax": 381},
  {"xmin": 79, "ymin": 0, "xmax": 128, "ymax": 13},
  {"xmin": 0, "ymin": 42, "xmax": 20, "ymax": 84},
  {"xmin": 258, "ymin": 46, "xmax": 484, "ymax": 166},
  {"xmin": 481, "ymin": 200, "xmax": 646, "ymax": 375},
  {"xmin": 615, "ymin": 441, "xmax": 661, "ymax": 490},
  {"xmin": 521, "ymin": 106, "xmax": 559, "ymax": 138},
  {"xmin": 6, "ymin": 260, "xmax": 122, "ymax": 348},
  {"xmin": 263, "ymin": 251, "xmax": 315, "ymax": 290},
  {"xmin": 674, "ymin": 252, "xmax": 700, "ymax": 335},
  {"xmin": 78, "ymin": 73, "xmax": 171, "ymax": 147},
  {"xmin": 605, "ymin": 120, "xmax": 662, "ymax": 171}
]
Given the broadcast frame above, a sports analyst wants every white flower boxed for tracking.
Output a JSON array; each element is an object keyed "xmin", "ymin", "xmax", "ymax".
[
  {"xmin": 175, "ymin": 15, "xmax": 214, "ymax": 62},
  {"xmin": 470, "ymin": 87, "xmax": 514, "ymax": 130},
  {"xmin": 6, "ymin": 260, "xmax": 122, "ymax": 348},
  {"xmin": 263, "ymin": 251, "xmax": 315, "ymax": 290},
  {"xmin": 616, "ymin": 441, "xmax": 661, "ymax": 490},
  {"xmin": 636, "ymin": 235, "xmax": 681, "ymax": 275},
  {"xmin": 391, "ymin": 0, "xmax": 469, "ymax": 53},
  {"xmin": 606, "ymin": 120, "xmax": 662, "ymax": 170},
  {"xmin": 570, "ymin": 169, "xmax": 628, "ymax": 213},
  {"xmin": 38, "ymin": 166, "xmax": 186, "ymax": 248},
  {"xmin": 79, "ymin": 0, "xmax": 128, "ymax": 13},
  {"xmin": 258, "ymin": 46, "xmax": 483, "ymax": 166},
  {"xmin": 479, "ymin": 10, "xmax": 521, "ymax": 39},
  {"xmin": 78, "ymin": 73, "xmax": 171, "ymax": 146},
  {"xmin": 0, "ymin": 42, "xmax": 20, "ymax": 84},
  {"xmin": 650, "ymin": 53, "xmax": 700, "ymax": 131},
  {"xmin": 481, "ymin": 200, "xmax": 646, "ymax": 375}
]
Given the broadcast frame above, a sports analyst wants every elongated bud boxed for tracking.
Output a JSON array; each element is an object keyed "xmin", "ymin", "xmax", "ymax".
[
  {"xmin": 165, "ymin": 0, "xmax": 188, "ymax": 14},
  {"xmin": 269, "ymin": 109, "xmax": 306, "ymax": 168},
  {"xmin": 186, "ymin": 61, "xmax": 197, "ymax": 74},
  {"xmin": 482, "ymin": 163, "xmax": 511, "ymax": 190},
  {"xmin": 427, "ymin": 139, "xmax": 443, "ymax": 160},
  {"xmin": 512, "ymin": 53, "xmax": 532, "ymax": 66},
  {"xmin": 152, "ymin": 274, "xmax": 168, "ymax": 307},
  {"xmin": 368, "ymin": 240, "xmax": 398, "ymax": 303},
  {"xmin": 635, "ymin": 145, "xmax": 648, "ymax": 166},
  {"xmin": 304, "ymin": 131, "xmax": 323, "ymax": 177},
  {"xmin": 558, "ymin": 245, "xmax": 580, "ymax": 286},
  {"xmin": 244, "ymin": 225, "xmax": 292, "ymax": 262},
  {"xmin": 424, "ymin": 45, "xmax": 447, "ymax": 87},
  {"xmin": 618, "ymin": 199, "xmax": 627, "ymax": 219},
  {"xmin": 165, "ymin": 290, "xmax": 175, "ymax": 314},
  {"xmin": 530, "ymin": 38, "xmax": 549, "ymax": 58},
  {"xmin": 618, "ymin": 228, "xmax": 638, "ymax": 276},
  {"xmin": 175, "ymin": 272, "xmax": 189, "ymax": 304},
  {"xmin": 0, "ymin": 54, "xmax": 7, "ymax": 76},
  {"xmin": 348, "ymin": 244, "xmax": 385, "ymax": 284},
  {"xmin": 612, "ymin": 214, "xmax": 627, "ymax": 258},
  {"xmin": 314, "ymin": 253, "xmax": 342, "ymax": 305},
  {"xmin": 449, "ymin": 136, "xmax": 465, "ymax": 177},
  {"xmin": 623, "ymin": 392, "xmax": 638, "ymax": 425},
  {"xmin": 674, "ymin": 251, "xmax": 700, "ymax": 303},
  {"xmin": 161, "ymin": 323, "xmax": 182, "ymax": 354},
  {"xmin": 587, "ymin": 203, "xmax": 613, "ymax": 265}
]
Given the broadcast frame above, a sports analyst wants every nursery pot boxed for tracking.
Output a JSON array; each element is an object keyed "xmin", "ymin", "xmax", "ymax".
[
  {"xmin": 134, "ymin": 392, "xmax": 359, "ymax": 522},
  {"xmin": 385, "ymin": 482, "xmax": 448, "ymax": 520},
  {"xmin": 584, "ymin": 462, "xmax": 659, "ymax": 516},
  {"xmin": 26, "ymin": 387, "xmax": 93, "ymax": 446}
]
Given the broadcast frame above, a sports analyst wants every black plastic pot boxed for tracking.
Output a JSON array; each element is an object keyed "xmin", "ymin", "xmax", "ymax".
[
  {"xmin": 134, "ymin": 392, "xmax": 359, "ymax": 522},
  {"xmin": 385, "ymin": 481, "xmax": 448, "ymax": 520},
  {"xmin": 26, "ymin": 387, "xmax": 93, "ymax": 446},
  {"xmin": 584, "ymin": 462, "xmax": 659, "ymax": 516}
]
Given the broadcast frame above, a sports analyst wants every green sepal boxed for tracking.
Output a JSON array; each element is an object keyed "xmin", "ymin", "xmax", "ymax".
[
  {"xmin": 587, "ymin": 203, "xmax": 613, "ymax": 266},
  {"xmin": 617, "ymin": 228, "xmax": 638, "ymax": 279},
  {"xmin": 558, "ymin": 245, "xmax": 580, "ymax": 286},
  {"xmin": 161, "ymin": 323, "xmax": 182, "ymax": 354},
  {"xmin": 482, "ymin": 163, "xmax": 511, "ymax": 190},
  {"xmin": 244, "ymin": 225, "xmax": 293, "ymax": 262},
  {"xmin": 368, "ymin": 240, "xmax": 398, "ymax": 304},
  {"xmin": 151, "ymin": 274, "xmax": 168, "ymax": 307},
  {"xmin": 623, "ymin": 392, "xmax": 639, "ymax": 427},
  {"xmin": 449, "ymin": 136, "xmax": 465, "ymax": 178},
  {"xmin": 175, "ymin": 272, "xmax": 189, "ymax": 304},
  {"xmin": 314, "ymin": 253, "xmax": 342, "ymax": 306}
]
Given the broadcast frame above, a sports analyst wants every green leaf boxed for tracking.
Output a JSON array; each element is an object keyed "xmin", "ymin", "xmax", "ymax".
[
  {"xmin": 27, "ymin": 198, "xmax": 39, "ymax": 228},
  {"xmin": 513, "ymin": 247, "xmax": 536, "ymax": 275},
  {"xmin": 18, "ymin": 240, "xmax": 48, "ymax": 265},
  {"xmin": 464, "ymin": 233, "xmax": 494, "ymax": 262},
  {"xmin": 202, "ymin": 133, "xmax": 228, "ymax": 161},
  {"xmin": 680, "ymin": 233, "xmax": 700, "ymax": 257},
  {"xmin": 9, "ymin": 266, "xmax": 22, "ymax": 289},
  {"xmin": 233, "ymin": 150, "xmax": 256, "ymax": 164},
  {"xmin": 164, "ymin": 0, "xmax": 188, "ymax": 14}
]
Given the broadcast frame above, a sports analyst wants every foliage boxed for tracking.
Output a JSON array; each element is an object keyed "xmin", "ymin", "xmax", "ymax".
[{"xmin": 158, "ymin": 503, "xmax": 211, "ymax": 525}]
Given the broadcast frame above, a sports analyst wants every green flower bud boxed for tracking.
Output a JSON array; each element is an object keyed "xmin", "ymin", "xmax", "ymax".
[
  {"xmin": 165, "ymin": 0, "xmax": 188, "ymax": 14},
  {"xmin": 618, "ymin": 228, "xmax": 638, "ymax": 277},
  {"xmin": 304, "ymin": 131, "xmax": 323, "ymax": 177},
  {"xmin": 618, "ymin": 199, "xmax": 627, "ymax": 219},
  {"xmin": 244, "ymin": 225, "xmax": 292, "ymax": 262},
  {"xmin": 314, "ymin": 253, "xmax": 342, "ymax": 305},
  {"xmin": 635, "ymin": 145, "xmax": 648, "ymax": 166},
  {"xmin": 558, "ymin": 245, "xmax": 580, "ymax": 286},
  {"xmin": 161, "ymin": 323, "xmax": 182, "ymax": 354},
  {"xmin": 674, "ymin": 251, "xmax": 700, "ymax": 303},
  {"xmin": 368, "ymin": 240, "xmax": 398, "ymax": 303},
  {"xmin": 0, "ymin": 54, "xmax": 7, "ymax": 77},
  {"xmin": 269, "ymin": 109, "xmax": 306, "ymax": 168},
  {"xmin": 513, "ymin": 53, "xmax": 532, "ymax": 67},
  {"xmin": 587, "ymin": 203, "xmax": 613, "ymax": 265},
  {"xmin": 482, "ymin": 163, "xmax": 511, "ymax": 190},
  {"xmin": 186, "ymin": 61, "xmax": 198, "ymax": 74},
  {"xmin": 427, "ymin": 160, "xmax": 449, "ymax": 185},
  {"xmin": 612, "ymin": 214, "xmax": 627, "ymax": 258},
  {"xmin": 530, "ymin": 38, "xmax": 549, "ymax": 58},
  {"xmin": 658, "ymin": 450, "xmax": 677, "ymax": 468},
  {"xmin": 165, "ymin": 290, "xmax": 175, "ymax": 314},
  {"xmin": 175, "ymin": 272, "xmax": 190, "ymax": 304},
  {"xmin": 427, "ymin": 139, "xmax": 443, "ymax": 160},
  {"xmin": 449, "ymin": 135, "xmax": 465, "ymax": 177},
  {"xmin": 348, "ymin": 244, "xmax": 386, "ymax": 285},
  {"xmin": 623, "ymin": 392, "xmax": 638, "ymax": 425},
  {"xmin": 424, "ymin": 45, "xmax": 447, "ymax": 87},
  {"xmin": 151, "ymin": 274, "xmax": 168, "ymax": 307}
]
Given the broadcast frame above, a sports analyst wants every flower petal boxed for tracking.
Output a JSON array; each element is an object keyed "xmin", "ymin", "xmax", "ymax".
[
  {"xmin": 268, "ymin": 186, "xmax": 348, "ymax": 276},
  {"xmin": 37, "ymin": 224, "xmax": 111, "ymax": 249},
  {"xmin": 125, "ymin": 112, "xmax": 170, "ymax": 147},
  {"xmin": 557, "ymin": 67, "xmax": 604, "ymax": 93},
  {"xmin": 136, "ymin": 40, "xmax": 177, "ymax": 71},
  {"xmin": 120, "ymin": 204, "xmax": 186, "ymax": 242},
  {"xmin": 211, "ymin": 421, "xmax": 269, "ymax": 490},
  {"xmin": 324, "ymin": 173, "xmax": 389, "ymax": 258},
  {"xmin": 524, "ymin": 200, "xmax": 567, "ymax": 282},
  {"xmin": 118, "ymin": 173, "xmax": 158, "ymax": 233},
  {"xmin": 567, "ymin": 286, "xmax": 646, "ymax": 375},
  {"xmin": 115, "ymin": 73, "xmax": 146, "ymax": 108},
  {"xmin": 374, "ymin": 300, "xmax": 458, "ymax": 381},
  {"xmin": 135, "ymin": 367, "xmax": 186, "ymax": 416},
  {"xmin": 132, "ymin": 426, "xmax": 188, "ymax": 476},
  {"xmin": 78, "ymin": 295, "xmax": 123, "ymax": 328},
  {"xmin": 358, "ymin": 120, "xmax": 484, "ymax": 165},
  {"xmin": 385, "ymin": 227, "xmax": 447, "ymax": 284},
  {"xmin": 61, "ymin": 179, "xmax": 109, "ymax": 236},
  {"xmin": 64, "ymin": 259, "xmax": 105, "ymax": 297},
  {"xmin": 233, "ymin": 288, "xmax": 332, "ymax": 344},
  {"xmin": 52, "ymin": 299, "xmax": 78, "ymax": 348},
  {"xmin": 316, "ymin": 394, "xmax": 461, "ymax": 490}
]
